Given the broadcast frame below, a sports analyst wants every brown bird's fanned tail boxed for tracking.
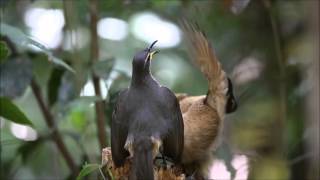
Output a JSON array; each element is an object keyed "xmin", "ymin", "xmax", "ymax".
[{"xmin": 180, "ymin": 20, "xmax": 228, "ymax": 119}]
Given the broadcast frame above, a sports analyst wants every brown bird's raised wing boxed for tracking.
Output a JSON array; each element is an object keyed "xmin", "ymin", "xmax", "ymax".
[
  {"xmin": 180, "ymin": 20, "xmax": 228, "ymax": 119},
  {"xmin": 111, "ymin": 89, "xmax": 130, "ymax": 167},
  {"xmin": 160, "ymin": 87, "xmax": 184, "ymax": 163}
]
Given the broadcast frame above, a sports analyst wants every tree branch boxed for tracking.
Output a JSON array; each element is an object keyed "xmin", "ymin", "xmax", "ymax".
[
  {"xmin": 31, "ymin": 79, "xmax": 78, "ymax": 176},
  {"xmin": 89, "ymin": 0, "xmax": 107, "ymax": 149}
]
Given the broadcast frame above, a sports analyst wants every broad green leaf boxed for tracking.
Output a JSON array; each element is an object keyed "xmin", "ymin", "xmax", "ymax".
[
  {"xmin": 0, "ymin": 57, "xmax": 32, "ymax": 98},
  {"xmin": 92, "ymin": 58, "xmax": 115, "ymax": 79},
  {"xmin": 48, "ymin": 68, "xmax": 64, "ymax": 106},
  {"xmin": 77, "ymin": 163, "xmax": 100, "ymax": 180},
  {"xmin": 48, "ymin": 55, "xmax": 75, "ymax": 73},
  {"xmin": 0, "ymin": 97, "xmax": 33, "ymax": 126},
  {"xmin": 69, "ymin": 108, "xmax": 87, "ymax": 132},
  {"xmin": 107, "ymin": 70, "xmax": 130, "ymax": 97},
  {"xmin": 0, "ymin": 41, "xmax": 10, "ymax": 63},
  {"xmin": 0, "ymin": 23, "xmax": 29, "ymax": 46},
  {"xmin": 104, "ymin": 71, "xmax": 130, "ymax": 125},
  {"xmin": 17, "ymin": 138, "xmax": 44, "ymax": 163},
  {"xmin": 0, "ymin": 23, "xmax": 75, "ymax": 73}
]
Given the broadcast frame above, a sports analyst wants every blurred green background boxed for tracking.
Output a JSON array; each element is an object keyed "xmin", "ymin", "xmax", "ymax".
[{"xmin": 0, "ymin": 0, "xmax": 319, "ymax": 179}]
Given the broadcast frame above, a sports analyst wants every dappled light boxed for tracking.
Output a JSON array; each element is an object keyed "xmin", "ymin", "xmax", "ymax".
[
  {"xmin": 10, "ymin": 122, "xmax": 38, "ymax": 141},
  {"xmin": 131, "ymin": 12, "xmax": 181, "ymax": 48},
  {"xmin": 98, "ymin": 17, "xmax": 128, "ymax": 41},
  {"xmin": 210, "ymin": 155, "xmax": 249, "ymax": 180},
  {"xmin": 24, "ymin": 8, "xmax": 64, "ymax": 49}
]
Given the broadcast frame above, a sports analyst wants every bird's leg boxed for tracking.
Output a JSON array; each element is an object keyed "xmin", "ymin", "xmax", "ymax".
[
  {"xmin": 158, "ymin": 146, "xmax": 167, "ymax": 167},
  {"xmin": 154, "ymin": 154, "xmax": 167, "ymax": 168},
  {"xmin": 185, "ymin": 171, "xmax": 196, "ymax": 180},
  {"xmin": 155, "ymin": 146, "xmax": 168, "ymax": 169},
  {"xmin": 161, "ymin": 153, "xmax": 167, "ymax": 168}
]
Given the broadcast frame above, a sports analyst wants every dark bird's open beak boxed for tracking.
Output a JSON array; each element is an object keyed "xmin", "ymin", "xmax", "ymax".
[
  {"xmin": 148, "ymin": 40, "xmax": 158, "ymax": 51},
  {"xmin": 149, "ymin": 50, "xmax": 159, "ymax": 60},
  {"xmin": 147, "ymin": 40, "xmax": 159, "ymax": 60}
]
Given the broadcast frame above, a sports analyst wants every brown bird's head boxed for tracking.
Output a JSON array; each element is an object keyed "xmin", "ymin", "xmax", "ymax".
[
  {"xmin": 132, "ymin": 40, "xmax": 159, "ymax": 72},
  {"xmin": 225, "ymin": 78, "xmax": 237, "ymax": 113}
]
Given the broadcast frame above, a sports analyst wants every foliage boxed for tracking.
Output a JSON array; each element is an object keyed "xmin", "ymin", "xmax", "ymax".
[
  {"xmin": 0, "ymin": 57, "xmax": 32, "ymax": 98},
  {"xmin": 76, "ymin": 163, "xmax": 102, "ymax": 180},
  {"xmin": 0, "ymin": 97, "xmax": 33, "ymax": 126},
  {"xmin": 0, "ymin": 23, "xmax": 74, "ymax": 72},
  {"xmin": 0, "ymin": 0, "xmax": 317, "ymax": 179},
  {"xmin": 0, "ymin": 41, "xmax": 10, "ymax": 62}
]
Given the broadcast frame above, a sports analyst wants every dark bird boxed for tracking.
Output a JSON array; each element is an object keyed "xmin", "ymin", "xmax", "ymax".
[
  {"xmin": 111, "ymin": 41, "xmax": 184, "ymax": 180},
  {"xmin": 177, "ymin": 21, "xmax": 238, "ymax": 179}
]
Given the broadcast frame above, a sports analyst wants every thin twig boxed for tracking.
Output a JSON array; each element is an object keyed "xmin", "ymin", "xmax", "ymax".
[
  {"xmin": 30, "ymin": 79, "xmax": 78, "ymax": 176},
  {"xmin": 62, "ymin": 0, "xmax": 83, "ymax": 93},
  {"xmin": 263, "ymin": 0, "xmax": 287, "ymax": 151},
  {"xmin": 89, "ymin": 0, "xmax": 107, "ymax": 149}
]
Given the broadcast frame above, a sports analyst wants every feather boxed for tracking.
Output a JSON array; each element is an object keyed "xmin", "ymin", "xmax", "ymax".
[{"xmin": 180, "ymin": 20, "xmax": 228, "ymax": 119}]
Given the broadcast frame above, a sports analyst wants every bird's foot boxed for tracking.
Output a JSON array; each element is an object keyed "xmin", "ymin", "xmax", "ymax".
[{"xmin": 154, "ymin": 155, "xmax": 174, "ymax": 169}]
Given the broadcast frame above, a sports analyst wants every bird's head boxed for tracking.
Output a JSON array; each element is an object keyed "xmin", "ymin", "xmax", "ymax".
[
  {"xmin": 225, "ymin": 78, "xmax": 238, "ymax": 113},
  {"xmin": 132, "ymin": 40, "xmax": 159, "ymax": 72}
]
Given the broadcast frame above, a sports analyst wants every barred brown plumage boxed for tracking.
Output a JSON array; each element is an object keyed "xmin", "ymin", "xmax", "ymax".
[{"xmin": 179, "ymin": 20, "xmax": 238, "ymax": 179}]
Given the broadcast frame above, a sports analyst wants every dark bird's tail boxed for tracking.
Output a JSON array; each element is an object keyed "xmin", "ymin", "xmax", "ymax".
[{"xmin": 131, "ymin": 136, "xmax": 154, "ymax": 180}]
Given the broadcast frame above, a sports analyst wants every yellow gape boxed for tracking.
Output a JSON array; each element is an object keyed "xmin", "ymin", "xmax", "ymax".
[{"xmin": 148, "ymin": 51, "xmax": 158, "ymax": 60}]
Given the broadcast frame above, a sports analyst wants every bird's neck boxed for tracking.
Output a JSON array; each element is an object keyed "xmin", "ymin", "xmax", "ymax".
[{"xmin": 131, "ymin": 68, "xmax": 154, "ymax": 87}]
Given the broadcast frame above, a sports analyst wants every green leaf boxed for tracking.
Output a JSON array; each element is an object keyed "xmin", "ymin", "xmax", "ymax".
[
  {"xmin": 92, "ymin": 58, "xmax": 115, "ymax": 79},
  {"xmin": 107, "ymin": 70, "xmax": 130, "ymax": 98},
  {"xmin": 48, "ymin": 68, "xmax": 64, "ymax": 106},
  {"xmin": 77, "ymin": 163, "xmax": 101, "ymax": 180},
  {"xmin": 0, "ymin": 23, "xmax": 29, "ymax": 46},
  {"xmin": 69, "ymin": 108, "xmax": 87, "ymax": 132},
  {"xmin": 0, "ymin": 57, "xmax": 32, "ymax": 98},
  {"xmin": 17, "ymin": 138, "xmax": 44, "ymax": 163},
  {"xmin": 0, "ymin": 97, "xmax": 33, "ymax": 126},
  {"xmin": 0, "ymin": 41, "xmax": 10, "ymax": 63},
  {"xmin": 56, "ymin": 71, "xmax": 78, "ymax": 104},
  {"xmin": 48, "ymin": 54, "xmax": 75, "ymax": 73},
  {"xmin": 0, "ymin": 23, "xmax": 75, "ymax": 73}
]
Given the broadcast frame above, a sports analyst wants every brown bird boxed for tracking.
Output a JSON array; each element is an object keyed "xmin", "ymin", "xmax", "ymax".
[{"xmin": 178, "ymin": 21, "xmax": 237, "ymax": 179}]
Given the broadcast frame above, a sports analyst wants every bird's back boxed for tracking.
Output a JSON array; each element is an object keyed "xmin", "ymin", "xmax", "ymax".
[{"xmin": 126, "ymin": 85, "xmax": 172, "ymax": 137}]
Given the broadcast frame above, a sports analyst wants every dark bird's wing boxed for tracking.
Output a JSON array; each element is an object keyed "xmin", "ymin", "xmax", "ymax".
[
  {"xmin": 111, "ymin": 89, "xmax": 130, "ymax": 167},
  {"xmin": 161, "ymin": 87, "xmax": 184, "ymax": 163}
]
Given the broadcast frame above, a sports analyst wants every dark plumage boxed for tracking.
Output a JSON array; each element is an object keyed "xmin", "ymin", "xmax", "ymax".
[
  {"xmin": 111, "ymin": 41, "xmax": 184, "ymax": 180},
  {"xmin": 226, "ymin": 77, "xmax": 238, "ymax": 113}
]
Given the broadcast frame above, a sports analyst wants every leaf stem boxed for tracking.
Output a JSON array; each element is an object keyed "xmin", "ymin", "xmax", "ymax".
[
  {"xmin": 30, "ymin": 79, "xmax": 78, "ymax": 176},
  {"xmin": 89, "ymin": 0, "xmax": 108, "ymax": 149},
  {"xmin": 263, "ymin": 0, "xmax": 287, "ymax": 145}
]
